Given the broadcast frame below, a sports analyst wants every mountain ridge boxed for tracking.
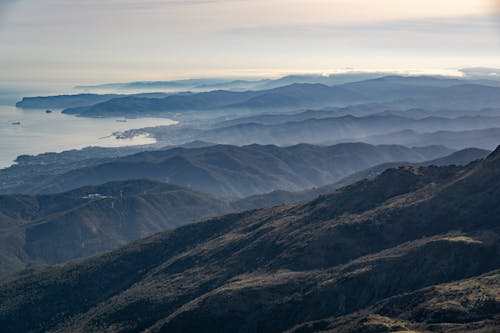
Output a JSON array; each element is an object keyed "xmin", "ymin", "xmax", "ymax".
[
  {"xmin": 0, "ymin": 179, "xmax": 232, "ymax": 277},
  {"xmin": 0, "ymin": 147, "xmax": 486, "ymax": 278},
  {"xmin": 0, "ymin": 145, "xmax": 498, "ymax": 332},
  {"xmin": 13, "ymin": 143, "xmax": 453, "ymax": 197}
]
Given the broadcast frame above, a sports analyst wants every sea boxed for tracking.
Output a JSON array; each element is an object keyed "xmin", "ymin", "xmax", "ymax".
[{"xmin": 0, "ymin": 105, "xmax": 176, "ymax": 168}]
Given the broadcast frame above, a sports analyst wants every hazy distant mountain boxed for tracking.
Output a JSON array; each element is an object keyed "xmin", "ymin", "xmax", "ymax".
[
  {"xmin": 0, "ymin": 179, "xmax": 232, "ymax": 278},
  {"xmin": 1, "ymin": 146, "xmax": 498, "ymax": 333},
  {"xmin": 15, "ymin": 92, "xmax": 171, "ymax": 109},
  {"xmin": 255, "ymin": 73, "xmax": 391, "ymax": 89},
  {"xmin": 62, "ymin": 83, "xmax": 368, "ymax": 117},
  {"xmin": 340, "ymin": 76, "xmax": 500, "ymax": 109},
  {"xmin": 17, "ymin": 76, "xmax": 500, "ymax": 117},
  {"xmin": 138, "ymin": 114, "xmax": 500, "ymax": 147},
  {"xmin": 343, "ymin": 74, "xmax": 463, "ymax": 91},
  {"xmin": 225, "ymin": 84, "xmax": 367, "ymax": 109},
  {"xmin": 364, "ymin": 127, "xmax": 500, "ymax": 150},
  {"xmin": 74, "ymin": 73, "xmax": 389, "ymax": 92},
  {"xmin": 214, "ymin": 109, "xmax": 345, "ymax": 127},
  {"xmin": 16, "ymin": 93, "xmax": 122, "ymax": 109},
  {"xmin": 62, "ymin": 90, "xmax": 260, "ymax": 116},
  {"xmin": 75, "ymin": 78, "xmax": 253, "ymax": 91},
  {"xmin": 15, "ymin": 143, "xmax": 453, "ymax": 197},
  {"xmin": 423, "ymin": 147, "xmax": 491, "ymax": 166},
  {"xmin": 212, "ymin": 115, "xmax": 500, "ymax": 145}
]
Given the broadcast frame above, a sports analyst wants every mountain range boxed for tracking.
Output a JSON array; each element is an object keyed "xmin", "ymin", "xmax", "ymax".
[
  {"xmin": 73, "ymin": 73, "xmax": 392, "ymax": 92},
  {"xmin": 0, "ymin": 147, "xmax": 485, "ymax": 279},
  {"xmin": 363, "ymin": 127, "xmax": 500, "ymax": 150},
  {"xmin": 61, "ymin": 83, "xmax": 368, "ymax": 117},
  {"xmin": 1, "ymin": 145, "xmax": 498, "ymax": 333},
  {"xmin": 135, "ymin": 114, "xmax": 500, "ymax": 147},
  {"xmin": 17, "ymin": 76, "xmax": 500, "ymax": 117},
  {"xmin": 233, "ymin": 147, "xmax": 491, "ymax": 210},
  {"xmin": 57, "ymin": 77, "xmax": 500, "ymax": 117},
  {"xmin": 0, "ymin": 180, "xmax": 232, "ymax": 278},
  {"xmin": 73, "ymin": 70, "xmax": 500, "ymax": 93},
  {"xmin": 3, "ymin": 143, "xmax": 453, "ymax": 197},
  {"xmin": 0, "ymin": 142, "xmax": 216, "ymax": 195},
  {"xmin": 15, "ymin": 92, "xmax": 172, "ymax": 109},
  {"xmin": 6, "ymin": 74, "xmax": 500, "ymax": 333}
]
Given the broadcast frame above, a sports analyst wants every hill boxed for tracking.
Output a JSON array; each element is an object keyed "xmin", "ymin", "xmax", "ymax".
[
  {"xmin": 423, "ymin": 147, "xmax": 492, "ymax": 166},
  {"xmin": 365, "ymin": 127, "xmax": 500, "ymax": 150},
  {"xmin": 232, "ymin": 147, "xmax": 491, "ymax": 210},
  {"xmin": 0, "ymin": 142, "xmax": 216, "ymax": 195},
  {"xmin": 125, "ymin": 113, "xmax": 500, "ymax": 148},
  {"xmin": 0, "ymin": 146, "xmax": 499, "ymax": 332},
  {"xmin": 286, "ymin": 271, "xmax": 500, "ymax": 333},
  {"xmin": 196, "ymin": 115, "xmax": 500, "ymax": 146},
  {"xmin": 14, "ymin": 143, "xmax": 453, "ymax": 197},
  {"xmin": 0, "ymin": 180, "xmax": 231, "ymax": 278},
  {"xmin": 0, "ymin": 148, "xmax": 483, "ymax": 278}
]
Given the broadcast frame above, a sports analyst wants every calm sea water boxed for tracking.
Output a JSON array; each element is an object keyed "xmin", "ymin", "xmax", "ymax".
[{"xmin": 0, "ymin": 105, "xmax": 176, "ymax": 168}]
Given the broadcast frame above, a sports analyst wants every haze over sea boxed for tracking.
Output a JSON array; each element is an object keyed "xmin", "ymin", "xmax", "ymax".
[{"xmin": 0, "ymin": 104, "xmax": 176, "ymax": 168}]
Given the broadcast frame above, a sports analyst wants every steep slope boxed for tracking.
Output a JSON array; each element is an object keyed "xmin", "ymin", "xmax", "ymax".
[
  {"xmin": 20, "ymin": 143, "xmax": 453, "ymax": 197},
  {"xmin": 286, "ymin": 270, "xmax": 500, "ymax": 333},
  {"xmin": 232, "ymin": 147, "xmax": 490, "ymax": 210},
  {"xmin": 423, "ymin": 147, "xmax": 491, "ymax": 166},
  {"xmin": 0, "ymin": 147, "xmax": 499, "ymax": 333},
  {"xmin": 0, "ymin": 148, "xmax": 480, "ymax": 278},
  {"xmin": 0, "ymin": 180, "xmax": 231, "ymax": 277}
]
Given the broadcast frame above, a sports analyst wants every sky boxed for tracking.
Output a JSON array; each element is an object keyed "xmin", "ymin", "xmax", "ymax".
[{"xmin": 1, "ymin": 0, "xmax": 500, "ymax": 87}]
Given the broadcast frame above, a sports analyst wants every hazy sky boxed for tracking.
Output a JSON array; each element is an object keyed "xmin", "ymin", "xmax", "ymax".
[{"xmin": 1, "ymin": 0, "xmax": 500, "ymax": 86}]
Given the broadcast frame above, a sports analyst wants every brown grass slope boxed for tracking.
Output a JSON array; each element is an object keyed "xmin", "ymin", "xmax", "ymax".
[{"xmin": 286, "ymin": 270, "xmax": 500, "ymax": 333}]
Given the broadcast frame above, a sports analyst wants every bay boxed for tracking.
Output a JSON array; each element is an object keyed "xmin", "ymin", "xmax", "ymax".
[{"xmin": 0, "ymin": 105, "xmax": 176, "ymax": 168}]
